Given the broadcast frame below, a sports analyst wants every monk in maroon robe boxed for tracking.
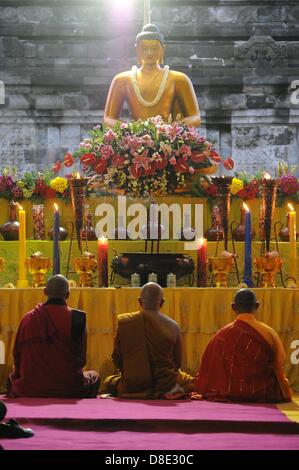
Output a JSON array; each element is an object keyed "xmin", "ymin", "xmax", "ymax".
[
  {"xmin": 194, "ymin": 289, "xmax": 292, "ymax": 403},
  {"xmin": 8, "ymin": 275, "xmax": 100, "ymax": 398}
]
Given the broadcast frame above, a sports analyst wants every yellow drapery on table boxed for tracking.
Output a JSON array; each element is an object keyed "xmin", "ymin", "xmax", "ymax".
[{"xmin": 0, "ymin": 287, "xmax": 299, "ymax": 393}]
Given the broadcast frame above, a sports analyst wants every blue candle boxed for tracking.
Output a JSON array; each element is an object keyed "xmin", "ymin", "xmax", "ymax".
[
  {"xmin": 53, "ymin": 203, "xmax": 60, "ymax": 275},
  {"xmin": 243, "ymin": 203, "xmax": 253, "ymax": 287}
]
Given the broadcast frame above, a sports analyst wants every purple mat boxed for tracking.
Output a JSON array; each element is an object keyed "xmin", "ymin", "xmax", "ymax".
[
  {"xmin": 1, "ymin": 396, "xmax": 299, "ymax": 450},
  {"xmin": 0, "ymin": 396, "xmax": 292, "ymax": 422}
]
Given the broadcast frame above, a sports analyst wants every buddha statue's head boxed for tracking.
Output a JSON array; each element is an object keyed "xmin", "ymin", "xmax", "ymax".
[{"xmin": 135, "ymin": 24, "xmax": 165, "ymax": 66}]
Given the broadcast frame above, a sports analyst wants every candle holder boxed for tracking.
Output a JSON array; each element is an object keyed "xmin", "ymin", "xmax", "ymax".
[
  {"xmin": 69, "ymin": 174, "xmax": 88, "ymax": 251},
  {"xmin": 211, "ymin": 177, "xmax": 233, "ymax": 250},
  {"xmin": 259, "ymin": 175, "xmax": 277, "ymax": 252},
  {"xmin": 204, "ymin": 206, "xmax": 224, "ymax": 242},
  {"xmin": 208, "ymin": 255, "xmax": 234, "ymax": 287},
  {"xmin": 73, "ymin": 252, "xmax": 97, "ymax": 287},
  {"xmin": 0, "ymin": 201, "xmax": 19, "ymax": 241},
  {"xmin": 32, "ymin": 204, "xmax": 46, "ymax": 240},
  {"xmin": 277, "ymin": 215, "xmax": 299, "ymax": 242},
  {"xmin": 254, "ymin": 254, "xmax": 282, "ymax": 287},
  {"xmin": 26, "ymin": 252, "xmax": 51, "ymax": 287},
  {"xmin": 80, "ymin": 207, "xmax": 97, "ymax": 241},
  {"xmin": 232, "ymin": 205, "xmax": 256, "ymax": 241}
]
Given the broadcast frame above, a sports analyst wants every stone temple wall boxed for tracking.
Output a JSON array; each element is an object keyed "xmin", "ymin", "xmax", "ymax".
[{"xmin": 0, "ymin": 0, "xmax": 299, "ymax": 175}]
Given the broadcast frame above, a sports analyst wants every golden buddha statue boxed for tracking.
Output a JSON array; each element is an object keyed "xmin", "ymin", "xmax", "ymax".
[{"xmin": 104, "ymin": 24, "xmax": 201, "ymax": 127}]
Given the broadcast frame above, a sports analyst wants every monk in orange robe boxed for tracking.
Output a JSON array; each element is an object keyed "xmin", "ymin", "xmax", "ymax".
[
  {"xmin": 8, "ymin": 275, "xmax": 100, "ymax": 398},
  {"xmin": 194, "ymin": 289, "xmax": 292, "ymax": 403},
  {"xmin": 104, "ymin": 283, "xmax": 195, "ymax": 398}
]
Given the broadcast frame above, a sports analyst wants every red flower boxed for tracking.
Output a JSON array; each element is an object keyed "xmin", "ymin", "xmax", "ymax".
[
  {"xmin": 155, "ymin": 155, "xmax": 168, "ymax": 170},
  {"xmin": 94, "ymin": 159, "xmax": 108, "ymax": 175},
  {"xmin": 190, "ymin": 151, "xmax": 206, "ymax": 164},
  {"xmin": 52, "ymin": 160, "xmax": 62, "ymax": 173},
  {"xmin": 63, "ymin": 152, "xmax": 74, "ymax": 168},
  {"xmin": 205, "ymin": 184, "xmax": 217, "ymax": 197},
  {"xmin": 223, "ymin": 157, "xmax": 234, "ymax": 170},
  {"xmin": 112, "ymin": 154, "xmax": 126, "ymax": 168},
  {"xmin": 143, "ymin": 161, "xmax": 157, "ymax": 176},
  {"xmin": 174, "ymin": 159, "xmax": 189, "ymax": 173},
  {"xmin": 80, "ymin": 153, "xmax": 96, "ymax": 166},
  {"xmin": 209, "ymin": 150, "xmax": 222, "ymax": 163},
  {"xmin": 130, "ymin": 165, "xmax": 142, "ymax": 179}
]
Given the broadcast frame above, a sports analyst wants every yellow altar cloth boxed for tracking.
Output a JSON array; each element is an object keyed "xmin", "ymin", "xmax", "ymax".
[{"xmin": 0, "ymin": 287, "xmax": 298, "ymax": 393}]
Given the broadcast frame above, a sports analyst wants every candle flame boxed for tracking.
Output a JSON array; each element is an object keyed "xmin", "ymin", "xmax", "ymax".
[
  {"xmin": 76, "ymin": 172, "xmax": 81, "ymax": 179},
  {"xmin": 197, "ymin": 237, "xmax": 207, "ymax": 248},
  {"xmin": 288, "ymin": 203, "xmax": 295, "ymax": 211},
  {"xmin": 98, "ymin": 236, "xmax": 108, "ymax": 244},
  {"xmin": 263, "ymin": 172, "xmax": 271, "ymax": 180},
  {"xmin": 54, "ymin": 203, "xmax": 58, "ymax": 211},
  {"xmin": 17, "ymin": 203, "xmax": 23, "ymax": 210},
  {"xmin": 243, "ymin": 202, "xmax": 250, "ymax": 212}
]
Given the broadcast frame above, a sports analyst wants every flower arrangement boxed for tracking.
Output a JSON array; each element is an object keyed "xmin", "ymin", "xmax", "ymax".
[
  {"xmin": 56, "ymin": 117, "xmax": 233, "ymax": 197},
  {"xmin": 193, "ymin": 164, "xmax": 299, "ymax": 206},
  {"xmin": 0, "ymin": 167, "xmax": 70, "ymax": 201}
]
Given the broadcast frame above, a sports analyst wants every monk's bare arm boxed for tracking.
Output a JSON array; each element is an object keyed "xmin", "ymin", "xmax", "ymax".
[
  {"xmin": 112, "ymin": 329, "xmax": 123, "ymax": 370},
  {"xmin": 175, "ymin": 73, "xmax": 201, "ymax": 127},
  {"xmin": 103, "ymin": 75, "xmax": 126, "ymax": 127}
]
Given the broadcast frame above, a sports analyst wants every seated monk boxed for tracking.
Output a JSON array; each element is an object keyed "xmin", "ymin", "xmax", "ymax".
[
  {"xmin": 103, "ymin": 24, "xmax": 201, "ymax": 127},
  {"xmin": 104, "ymin": 282, "xmax": 195, "ymax": 398},
  {"xmin": 8, "ymin": 275, "xmax": 100, "ymax": 398},
  {"xmin": 194, "ymin": 289, "xmax": 292, "ymax": 403}
]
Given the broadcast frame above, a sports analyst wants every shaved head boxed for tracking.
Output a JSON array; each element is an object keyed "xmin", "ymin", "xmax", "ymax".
[
  {"xmin": 44, "ymin": 275, "xmax": 70, "ymax": 300},
  {"xmin": 139, "ymin": 282, "xmax": 164, "ymax": 311},
  {"xmin": 232, "ymin": 288, "xmax": 259, "ymax": 314}
]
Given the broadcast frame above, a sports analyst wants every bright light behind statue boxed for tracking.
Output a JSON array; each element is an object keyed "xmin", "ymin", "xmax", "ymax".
[{"xmin": 110, "ymin": 0, "xmax": 134, "ymax": 20}]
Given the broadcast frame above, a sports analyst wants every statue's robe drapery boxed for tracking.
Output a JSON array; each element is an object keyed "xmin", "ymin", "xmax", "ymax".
[
  {"xmin": 8, "ymin": 300, "xmax": 99, "ymax": 398},
  {"xmin": 105, "ymin": 311, "xmax": 194, "ymax": 398},
  {"xmin": 195, "ymin": 315, "xmax": 292, "ymax": 402}
]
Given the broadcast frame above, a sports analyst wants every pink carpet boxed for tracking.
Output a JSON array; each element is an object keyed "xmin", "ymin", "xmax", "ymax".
[{"xmin": 1, "ymin": 396, "xmax": 299, "ymax": 450}]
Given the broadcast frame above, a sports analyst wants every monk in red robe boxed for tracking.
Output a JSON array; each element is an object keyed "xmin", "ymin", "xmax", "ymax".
[
  {"xmin": 104, "ymin": 283, "xmax": 195, "ymax": 398},
  {"xmin": 8, "ymin": 275, "xmax": 100, "ymax": 398},
  {"xmin": 194, "ymin": 289, "xmax": 292, "ymax": 402}
]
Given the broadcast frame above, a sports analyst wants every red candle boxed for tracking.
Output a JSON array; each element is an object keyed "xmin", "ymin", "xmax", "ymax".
[
  {"xmin": 98, "ymin": 237, "xmax": 108, "ymax": 287},
  {"xmin": 197, "ymin": 237, "xmax": 207, "ymax": 287}
]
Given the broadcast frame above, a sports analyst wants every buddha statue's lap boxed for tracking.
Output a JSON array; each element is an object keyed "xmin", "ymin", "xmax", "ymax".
[{"xmin": 104, "ymin": 24, "xmax": 201, "ymax": 128}]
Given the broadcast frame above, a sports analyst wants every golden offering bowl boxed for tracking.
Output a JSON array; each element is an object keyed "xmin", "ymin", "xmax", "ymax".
[
  {"xmin": 254, "ymin": 255, "xmax": 283, "ymax": 288},
  {"xmin": 26, "ymin": 256, "xmax": 52, "ymax": 287},
  {"xmin": 73, "ymin": 256, "xmax": 97, "ymax": 287},
  {"xmin": 208, "ymin": 256, "xmax": 234, "ymax": 287}
]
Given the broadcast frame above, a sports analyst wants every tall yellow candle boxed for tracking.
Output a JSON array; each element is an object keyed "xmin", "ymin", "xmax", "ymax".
[
  {"xmin": 288, "ymin": 203, "xmax": 297, "ymax": 282},
  {"xmin": 17, "ymin": 204, "xmax": 28, "ymax": 288}
]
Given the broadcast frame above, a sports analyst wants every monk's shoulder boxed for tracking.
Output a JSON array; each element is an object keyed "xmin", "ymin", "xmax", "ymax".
[
  {"xmin": 159, "ymin": 313, "xmax": 180, "ymax": 331},
  {"xmin": 255, "ymin": 320, "xmax": 278, "ymax": 338},
  {"xmin": 117, "ymin": 311, "xmax": 140, "ymax": 323}
]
